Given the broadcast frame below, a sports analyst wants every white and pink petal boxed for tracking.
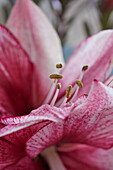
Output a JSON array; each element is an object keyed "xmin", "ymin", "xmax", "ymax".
[
  {"xmin": 0, "ymin": 104, "xmax": 71, "ymax": 147},
  {"xmin": 59, "ymin": 30, "xmax": 113, "ymax": 100},
  {"xmin": 7, "ymin": 0, "xmax": 64, "ymax": 106},
  {"xmin": 68, "ymin": 80, "xmax": 113, "ymax": 149}
]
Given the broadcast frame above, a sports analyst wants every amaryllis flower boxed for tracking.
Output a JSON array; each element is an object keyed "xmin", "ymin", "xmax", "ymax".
[{"xmin": 1, "ymin": 0, "xmax": 113, "ymax": 169}]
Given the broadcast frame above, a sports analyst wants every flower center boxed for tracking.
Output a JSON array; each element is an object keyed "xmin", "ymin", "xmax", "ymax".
[{"xmin": 44, "ymin": 64, "xmax": 88, "ymax": 107}]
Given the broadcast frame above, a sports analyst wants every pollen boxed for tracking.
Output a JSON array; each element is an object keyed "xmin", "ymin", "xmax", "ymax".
[
  {"xmin": 49, "ymin": 74, "xmax": 63, "ymax": 79},
  {"xmin": 57, "ymin": 83, "xmax": 61, "ymax": 89},
  {"xmin": 76, "ymin": 80, "xmax": 83, "ymax": 88},
  {"xmin": 66, "ymin": 85, "xmax": 72, "ymax": 98},
  {"xmin": 56, "ymin": 63, "xmax": 63, "ymax": 68},
  {"xmin": 82, "ymin": 65, "xmax": 88, "ymax": 71}
]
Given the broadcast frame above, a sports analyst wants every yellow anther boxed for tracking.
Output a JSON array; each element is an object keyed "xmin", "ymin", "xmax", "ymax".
[
  {"xmin": 76, "ymin": 80, "xmax": 83, "ymax": 88},
  {"xmin": 82, "ymin": 65, "xmax": 88, "ymax": 72},
  {"xmin": 56, "ymin": 64, "xmax": 63, "ymax": 69},
  {"xmin": 66, "ymin": 85, "xmax": 72, "ymax": 98},
  {"xmin": 57, "ymin": 83, "xmax": 61, "ymax": 89},
  {"xmin": 49, "ymin": 74, "xmax": 63, "ymax": 79}
]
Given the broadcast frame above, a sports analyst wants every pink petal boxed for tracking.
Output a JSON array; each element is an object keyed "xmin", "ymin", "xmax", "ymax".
[
  {"xmin": 0, "ymin": 139, "xmax": 25, "ymax": 169},
  {"xmin": 59, "ymin": 144, "xmax": 113, "ymax": 170},
  {"xmin": 26, "ymin": 122, "xmax": 64, "ymax": 158},
  {"xmin": 1, "ymin": 104, "xmax": 70, "ymax": 125},
  {"xmin": 59, "ymin": 30, "xmax": 113, "ymax": 99},
  {"xmin": 7, "ymin": 0, "xmax": 64, "ymax": 106},
  {"xmin": 69, "ymin": 80, "xmax": 113, "ymax": 149},
  {"xmin": 0, "ymin": 25, "xmax": 34, "ymax": 117},
  {"xmin": 26, "ymin": 81, "xmax": 113, "ymax": 157},
  {"xmin": 5, "ymin": 156, "xmax": 43, "ymax": 170},
  {"xmin": 1, "ymin": 121, "xmax": 50, "ymax": 148},
  {"xmin": 0, "ymin": 104, "xmax": 71, "ymax": 147},
  {"xmin": 24, "ymin": 96, "xmax": 88, "ymax": 158}
]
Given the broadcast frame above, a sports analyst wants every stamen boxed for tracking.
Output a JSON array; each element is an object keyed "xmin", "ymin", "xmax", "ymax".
[
  {"xmin": 71, "ymin": 65, "xmax": 88, "ymax": 102},
  {"xmin": 73, "ymin": 81, "xmax": 94, "ymax": 112},
  {"xmin": 50, "ymin": 83, "xmax": 61, "ymax": 106},
  {"xmin": 43, "ymin": 64, "xmax": 63, "ymax": 104},
  {"xmin": 43, "ymin": 81, "xmax": 57, "ymax": 104},
  {"xmin": 49, "ymin": 74, "xmax": 63, "ymax": 79},
  {"xmin": 60, "ymin": 85, "xmax": 72, "ymax": 107},
  {"xmin": 66, "ymin": 85, "xmax": 72, "ymax": 98},
  {"xmin": 71, "ymin": 80, "xmax": 83, "ymax": 102},
  {"xmin": 76, "ymin": 80, "xmax": 83, "ymax": 88},
  {"xmin": 56, "ymin": 63, "xmax": 63, "ymax": 69}
]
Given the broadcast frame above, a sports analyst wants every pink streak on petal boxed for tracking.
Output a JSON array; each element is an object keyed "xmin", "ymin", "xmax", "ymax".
[
  {"xmin": 0, "ymin": 25, "xmax": 34, "ymax": 117},
  {"xmin": 1, "ymin": 121, "xmax": 50, "ymax": 148},
  {"xmin": 1, "ymin": 104, "xmax": 67, "ymax": 125},
  {"xmin": 26, "ymin": 122, "xmax": 64, "ymax": 158},
  {"xmin": 0, "ymin": 104, "xmax": 71, "ymax": 147},
  {"xmin": 59, "ymin": 30, "xmax": 113, "ymax": 99},
  {"xmin": 7, "ymin": 0, "xmax": 64, "ymax": 106},
  {"xmin": 59, "ymin": 144, "xmax": 113, "ymax": 170}
]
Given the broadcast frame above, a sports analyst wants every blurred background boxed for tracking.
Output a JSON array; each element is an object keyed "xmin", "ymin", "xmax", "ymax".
[{"xmin": 0, "ymin": 0, "xmax": 113, "ymax": 61}]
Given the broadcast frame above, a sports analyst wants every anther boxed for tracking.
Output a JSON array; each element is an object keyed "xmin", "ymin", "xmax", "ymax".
[
  {"xmin": 82, "ymin": 65, "xmax": 88, "ymax": 72},
  {"xmin": 71, "ymin": 81, "xmax": 83, "ymax": 102},
  {"xmin": 49, "ymin": 74, "xmax": 63, "ymax": 79},
  {"xmin": 60, "ymin": 85, "xmax": 72, "ymax": 107},
  {"xmin": 56, "ymin": 64, "xmax": 63, "ymax": 69},
  {"xmin": 57, "ymin": 83, "xmax": 61, "ymax": 89},
  {"xmin": 66, "ymin": 85, "xmax": 72, "ymax": 98},
  {"xmin": 76, "ymin": 80, "xmax": 83, "ymax": 88}
]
